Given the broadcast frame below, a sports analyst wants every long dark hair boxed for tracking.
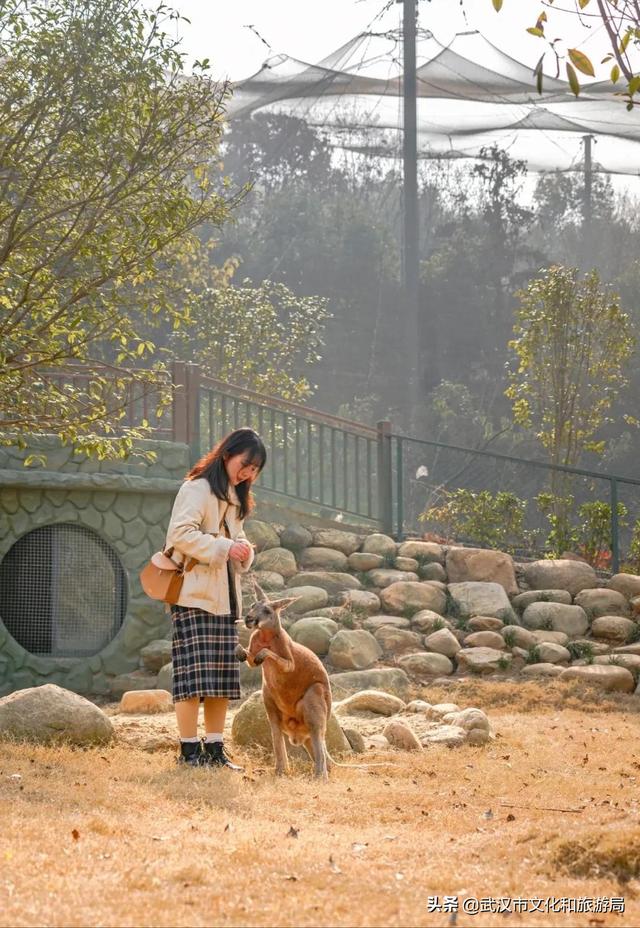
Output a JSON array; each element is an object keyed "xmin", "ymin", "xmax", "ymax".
[{"xmin": 187, "ymin": 428, "xmax": 266, "ymax": 519}]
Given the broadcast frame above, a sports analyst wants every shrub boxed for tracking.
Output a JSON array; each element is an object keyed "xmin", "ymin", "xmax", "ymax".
[{"xmin": 420, "ymin": 488, "xmax": 527, "ymax": 552}]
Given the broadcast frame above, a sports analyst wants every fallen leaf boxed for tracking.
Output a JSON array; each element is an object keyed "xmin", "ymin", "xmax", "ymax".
[
  {"xmin": 506, "ymin": 813, "xmax": 516, "ymax": 822},
  {"xmin": 287, "ymin": 826, "xmax": 299, "ymax": 838},
  {"xmin": 71, "ymin": 829, "xmax": 80, "ymax": 841}
]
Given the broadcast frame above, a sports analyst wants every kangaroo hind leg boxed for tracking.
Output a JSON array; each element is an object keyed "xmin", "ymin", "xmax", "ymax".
[
  {"xmin": 301, "ymin": 683, "xmax": 329, "ymax": 781},
  {"xmin": 263, "ymin": 688, "xmax": 289, "ymax": 776}
]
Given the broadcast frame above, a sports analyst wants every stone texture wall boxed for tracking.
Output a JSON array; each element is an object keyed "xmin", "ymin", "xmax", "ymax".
[{"xmin": 0, "ymin": 438, "xmax": 189, "ymax": 697}]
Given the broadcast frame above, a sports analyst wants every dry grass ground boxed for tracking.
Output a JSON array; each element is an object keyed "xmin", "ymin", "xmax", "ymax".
[{"xmin": 1, "ymin": 677, "xmax": 640, "ymax": 928}]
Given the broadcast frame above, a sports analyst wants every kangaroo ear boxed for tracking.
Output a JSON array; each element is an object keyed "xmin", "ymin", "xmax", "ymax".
[
  {"xmin": 268, "ymin": 596, "xmax": 299, "ymax": 613},
  {"xmin": 251, "ymin": 575, "xmax": 269, "ymax": 603}
]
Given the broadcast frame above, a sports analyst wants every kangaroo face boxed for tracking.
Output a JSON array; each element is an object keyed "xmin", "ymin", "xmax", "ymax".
[
  {"xmin": 244, "ymin": 595, "xmax": 299, "ymax": 629},
  {"xmin": 244, "ymin": 602, "xmax": 278, "ymax": 630}
]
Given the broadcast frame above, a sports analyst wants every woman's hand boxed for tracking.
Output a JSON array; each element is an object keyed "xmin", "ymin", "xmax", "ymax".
[{"xmin": 229, "ymin": 540, "xmax": 253, "ymax": 562}]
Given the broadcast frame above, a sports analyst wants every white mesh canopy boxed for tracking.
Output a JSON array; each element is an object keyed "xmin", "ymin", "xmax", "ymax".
[{"xmin": 228, "ymin": 30, "xmax": 640, "ymax": 175}]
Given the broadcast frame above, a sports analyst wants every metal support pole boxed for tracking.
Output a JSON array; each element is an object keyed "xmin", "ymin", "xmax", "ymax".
[
  {"xmin": 400, "ymin": 0, "xmax": 421, "ymax": 425},
  {"xmin": 376, "ymin": 419, "xmax": 393, "ymax": 535},
  {"xmin": 582, "ymin": 134, "xmax": 593, "ymax": 269},
  {"xmin": 185, "ymin": 363, "xmax": 201, "ymax": 465},
  {"xmin": 396, "ymin": 437, "xmax": 405, "ymax": 541}
]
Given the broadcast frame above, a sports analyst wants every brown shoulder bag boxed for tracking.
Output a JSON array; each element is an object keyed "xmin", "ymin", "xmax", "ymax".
[{"xmin": 139, "ymin": 547, "xmax": 197, "ymax": 605}]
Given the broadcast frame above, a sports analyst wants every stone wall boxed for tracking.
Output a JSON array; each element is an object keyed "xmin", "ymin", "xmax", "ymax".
[{"xmin": 0, "ymin": 438, "xmax": 189, "ymax": 697}]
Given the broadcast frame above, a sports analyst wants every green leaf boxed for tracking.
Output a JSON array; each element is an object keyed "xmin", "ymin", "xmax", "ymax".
[
  {"xmin": 566, "ymin": 62, "xmax": 581, "ymax": 96},
  {"xmin": 611, "ymin": 64, "xmax": 621, "ymax": 84},
  {"xmin": 534, "ymin": 55, "xmax": 544, "ymax": 94},
  {"xmin": 492, "ymin": 0, "xmax": 503, "ymax": 10},
  {"xmin": 527, "ymin": 27, "xmax": 544, "ymax": 37},
  {"xmin": 568, "ymin": 48, "xmax": 595, "ymax": 77},
  {"xmin": 578, "ymin": 0, "xmax": 591, "ymax": 8},
  {"xmin": 628, "ymin": 74, "xmax": 640, "ymax": 96}
]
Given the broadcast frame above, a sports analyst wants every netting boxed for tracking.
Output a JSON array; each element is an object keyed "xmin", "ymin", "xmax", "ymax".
[{"xmin": 228, "ymin": 29, "xmax": 640, "ymax": 175}]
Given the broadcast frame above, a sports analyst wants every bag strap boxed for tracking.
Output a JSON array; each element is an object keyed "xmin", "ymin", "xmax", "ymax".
[{"xmin": 162, "ymin": 545, "xmax": 197, "ymax": 573}]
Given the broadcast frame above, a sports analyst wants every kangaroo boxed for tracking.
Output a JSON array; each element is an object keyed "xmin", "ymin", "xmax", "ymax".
[{"xmin": 235, "ymin": 580, "xmax": 393, "ymax": 780}]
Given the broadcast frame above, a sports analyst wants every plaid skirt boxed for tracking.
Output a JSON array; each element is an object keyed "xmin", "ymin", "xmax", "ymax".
[{"xmin": 170, "ymin": 606, "xmax": 241, "ymax": 701}]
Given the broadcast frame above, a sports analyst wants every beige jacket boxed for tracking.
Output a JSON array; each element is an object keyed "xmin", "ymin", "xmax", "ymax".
[{"xmin": 164, "ymin": 477, "xmax": 254, "ymax": 615}]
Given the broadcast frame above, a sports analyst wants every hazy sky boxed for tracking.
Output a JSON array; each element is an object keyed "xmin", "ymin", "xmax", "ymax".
[{"xmin": 169, "ymin": 0, "xmax": 609, "ymax": 80}]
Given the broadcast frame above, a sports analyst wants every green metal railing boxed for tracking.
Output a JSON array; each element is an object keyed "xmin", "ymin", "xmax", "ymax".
[
  {"xmin": 197, "ymin": 372, "xmax": 380, "ymax": 524},
  {"xmin": 42, "ymin": 361, "xmax": 640, "ymax": 565},
  {"xmin": 384, "ymin": 432, "xmax": 640, "ymax": 573}
]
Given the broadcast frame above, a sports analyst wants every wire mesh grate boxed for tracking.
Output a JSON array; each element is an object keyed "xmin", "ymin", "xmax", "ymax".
[{"xmin": 0, "ymin": 524, "xmax": 127, "ymax": 657}]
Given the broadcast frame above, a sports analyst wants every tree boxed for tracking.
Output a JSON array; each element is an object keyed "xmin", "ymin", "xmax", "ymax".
[
  {"xmin": 0, "ymin": 0, "xmax": 240, "ymax": 458},
  {"xmin": 170, "ymin": 279, "xmax": 330, "ymax": 401},
  {"xmin": 491, "ymin": 0, "xmax": 640, "ymax": 105},
  {"xmin": 506, "ymin": 265, "xmax": 635, "ymax": 469}
]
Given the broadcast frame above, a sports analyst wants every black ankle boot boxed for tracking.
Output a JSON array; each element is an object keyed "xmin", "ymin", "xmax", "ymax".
[
  {"xmin": 201, "ymin": 740, "xmax": 243, "ymax": 771},
  {"xmin": 178, "ymin": 740, "xmax": 203, "ymax": 767}
]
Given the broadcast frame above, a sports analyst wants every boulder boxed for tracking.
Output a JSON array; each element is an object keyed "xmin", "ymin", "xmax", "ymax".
[
  {"xmin": 328, "ymin": 629, "xmax": 382, "ymax": 670},
  {"xmin": 523, "ymin": 559, "xmax": 597, "ymax": 596},
  {"xmin": 512, "ymin": 590, "xmax": 572, "ymax": 612},
  {"xmin": 502, "ymin": 626, "xmax": 538, "ymax": 650},
  {"xmin": 288, "ymin": 617, "xmax": 339, "ymax": 656},
  {"xmin": 574, "ymin": 588, "xmax": 629, "ymax": 620},
  {"xmin": 420, "ymin": 724, "xmax": 467, "ymax": 747},
  {"xmin": 110, "ymin": 670, "xmax": 159, "ymax": 700},
  {"xmin": 362, "ymin": 533, "xmax": 397, "ymax": 558},
  {"xmin": 367, "ymin": 569, "xmax": 418, "ymax": 588},
  {"xmin": 335, "ymin": 689, "xmax": 406, "ymax": 716},
  {"xmin": 463, "ymin": 631, "xmax": 506, "ymax": 650},
  {"xmin": 329, "ymin": 668, "xmax": 411, "ymax": 699},
  {"xmin": 521, "ymin": 602, "xmax": 588, "ymax": 637},
  {"xmin": 397, "ymin": 652, "xmax": 454, "ymax": 676},
  {"xmin": 425, "ymin": 703, "xmax": 460, "ymax": 718},
  {"xmin": 521, "ymin": 663, "xmax": 565, "ymax": 678},
  {"xmin": 456, "ymin": 647, "xmax": 510, "ymax": 675},
  {"xmin": 446, "ymin": 547, "xmax": 517, "ymax": 595},
  {"xmin": 395, "ymin": 556, "xmax": 419, "ymax": 572},
  {"xmin": 608, "ymin": 573, "xmax": 640, "ymax": 601},
  {"xmin": 374, "ymin": 626, "xmax": 424, "ymax": 658},
  {"xmin": 299, "ymin": 547, "xmax": 349, "ymax": 572},
  {"xmin": 594, "ymin": 654, "xmax": 640, "ymax": 671},
  {"xmin": 119, "ymin": 690, "xmax": 172, "ymax": 714},
  {"xmin": 139, "ymin": 639, "xmax": 172, "ymax": 673},
  {"xmin": 287, "ymin": 571, "xmax": 361, "ymax": 596},
  {"xmin": 591, "ymin": 616, "xmax": 637, "ymax": 642},
  {"xmin": 448, "ymin": 581, "xmax": 517, "ymax": 624},
  {"xmin": 383, "ymin": 720, "xmax": 422, "ymax": 751},
  {"xmin": 311, "ymin": 529, "xmax": 361, "ymax": 556},
  {"xmin": 0, "ymin": 684, "xmax": 113, "ymax": 744},
  {"xmin": 424, "ymin": 628, "xmax": 461, "ymax": 658},
  {"xmin": 418, "ymin": 562, "xmax": 447, "ymax": 582},
  {"xmin": 380, "ymin": 581, "xmax": 446, "ymax": 617},
  {"xmin": 397, "ymin": 541, "xmax": 444, "ymax": 564},
  {"xmin": 279, "ymin": 524, "xmax": 313, "ymax": 551},
  {"xmin": 343, "ymin": 729, "xmax": 366, "ymax": 753},
  {"xmin": 403, "ymin": 699, "xmax": 433, "ymax": 713},
  {"xmin": 531, "ymin": 629, "xmax": 569, "ymax": 646},
  {"xmin": 410, "ymin": 610, "xmax": 451, "ymax": 634},
  {"xmin": 280, "ymin": 585, "xmax": 328, "ymax": 615},
  {"xmin": 348, "ymin": 552, "xmax": 384, "ymax": 572},
  {"xmin": 340, "ymin": 590, "xmax": 381, "ymax": 615},
  {"xmin": 157, "ymin": 662, "xmax": 173, "ymax": 693},
  {"xmin": 254, "ymin": 547, "xmax": 298, "ymax": 579},
  {"xmin": 244, "ymin": 520, "xmax": 280, "ymax": 552},
  {"xmin": 250, "ymin": 570, "xmax": 285, "ymax": 592},
  {"xmin": 535, "ymin": 642, "xmax": 571, "ymax": 664},
  {"xmin": 231, "ymin": 691, "xmax": 351, "ymax": 754},
  {"xmin": 560, "ymin": 664, "xmax": 635, "ymax": 693},
  {"xmin": 442, "ymin": 707, "xmax": 490, "ymax": 735},
  {"xmin": 467, "ymin": 617, "xmax": 504, "ymax": 632},
  {"xmin": 363, "ymin": 615, "xmax": 411, "ymax": 631}
]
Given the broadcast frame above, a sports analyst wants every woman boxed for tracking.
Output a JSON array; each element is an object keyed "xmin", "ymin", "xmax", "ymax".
[{"xmin": 165, "ymin": 427, "xmax": 266, "ymax": 768}]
